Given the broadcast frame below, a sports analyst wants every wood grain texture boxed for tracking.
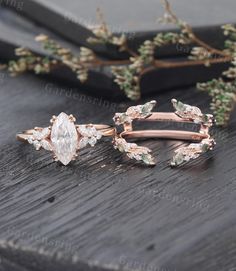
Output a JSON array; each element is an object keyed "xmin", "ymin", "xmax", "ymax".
[{"xmin": 0, "ymin": 70, "xmax": 235, "ymax": 271}]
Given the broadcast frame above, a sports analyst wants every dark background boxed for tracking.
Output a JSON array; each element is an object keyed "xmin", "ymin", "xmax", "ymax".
[
  {"xmin": 0, "ymin": 0, "xmax": 235, "ymax": 98},
  {"xmin": 0, "ymin": 1, "xmax": 236, "ymax": 271}
]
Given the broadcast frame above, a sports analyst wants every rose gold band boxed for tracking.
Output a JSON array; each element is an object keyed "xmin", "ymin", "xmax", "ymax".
[
  {"xmin": 120, "ymin": 112, "xmax": 209, "ymax": 142},
  {"xmin": 122, "ymin": 130, "xmax": 207, "ymax": 141},
  {"xmin": 17, "ymin": 111, "xmax": 209, "ymax": 143},
  {"xmin": 142, "ymin": 112, "xmax": 195, "ymax": 122},
  {"xmin": 17, "ymin": 127, "xmax": 207, "ymax": 143},
  {"xmin": 17, "ymin": 125, "xmax": 116, "ymax": 143}
]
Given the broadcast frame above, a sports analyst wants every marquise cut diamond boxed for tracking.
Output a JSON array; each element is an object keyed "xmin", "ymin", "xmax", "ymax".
[{"xmin": 51, "ymin": 113, "xmax": 78, "ymax": 165}]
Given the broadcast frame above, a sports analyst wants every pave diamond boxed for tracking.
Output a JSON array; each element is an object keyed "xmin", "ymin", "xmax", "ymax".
[{"xmin": 51, "ymin": 113, "xmax": 78, "ymax": 165}]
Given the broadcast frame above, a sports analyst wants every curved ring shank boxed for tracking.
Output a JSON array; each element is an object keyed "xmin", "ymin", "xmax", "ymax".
[
  {"xmin": 145, "ymin": 112, "xmax": 192, "ymax": 123},
  {"xmin": 121, "ymin": 112, "xmax": 209, "ymax": 142},
  {"xmin": 16, "ymin": 125, "xmax": 116, "ymax": 143},
  {"xmin": 121, "ymin": 130, "xmax": 207, "ymax": 141},
  {"xmin": 16, "ymin": 112, "xmax": 210, "ymax": 143}
]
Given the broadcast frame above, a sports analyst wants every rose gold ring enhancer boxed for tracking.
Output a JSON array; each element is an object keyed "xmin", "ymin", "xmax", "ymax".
[
  {"xmin": 112, "ymin": 99, "xmax": 215, "ymax": 166},
  {"xmin": 16, "ymin": 99, "xmax": 215, "ymax": 167}
]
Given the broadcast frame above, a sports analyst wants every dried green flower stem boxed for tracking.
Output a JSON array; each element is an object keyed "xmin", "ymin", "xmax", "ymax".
[
  {"xmin": 141, "ymin": 56, "xmax": 232, "ymax": 76},
  {"xmin": 3, "ymin": 2, "xmax": 232, "ymax": 79},
  {"xmin": 88, "ymin": 57, "xmax": 232, "ymax": 69},
  {"xmin": 161, "ymin": 0, "xmax": 228, "ymax": 57},
  {"xmin": 2, "ymin": 0, "xmax": 236, "ymax": 125}
]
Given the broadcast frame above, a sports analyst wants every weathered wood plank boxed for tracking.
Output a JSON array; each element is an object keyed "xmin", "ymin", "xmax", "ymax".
[
  {"xmin": 4, "ymin": 0, "xmax": 236, "ymax": 57},
  {"xmin": 0, "ymin": 70, "xmax": 235, "ymax": 270}
]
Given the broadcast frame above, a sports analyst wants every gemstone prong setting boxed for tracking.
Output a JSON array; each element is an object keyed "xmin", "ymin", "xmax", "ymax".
[{"xmin": 17, "ymin": 112, "xmax": 111, "ymax": 165}]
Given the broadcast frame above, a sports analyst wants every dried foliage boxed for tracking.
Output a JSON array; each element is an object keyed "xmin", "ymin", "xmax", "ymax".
[{"xmin": 1, "ymin": 1, "xmax": 236, "ymax": 126}]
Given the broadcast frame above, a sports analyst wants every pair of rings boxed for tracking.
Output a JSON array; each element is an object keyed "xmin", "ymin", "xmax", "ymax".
[{"xmin": 17, "ymin": 99, "xmax": 215, "ymax": 167}]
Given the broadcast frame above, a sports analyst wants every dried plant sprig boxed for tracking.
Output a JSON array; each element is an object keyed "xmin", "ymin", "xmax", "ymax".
[
  {"xmin": 222, "ymin": 24, "xmax": 236, "ymax": 53},
  {"xmin": 154, "ymin": 32, "xmax": 190, "ymax": 46},
  {"xmin": 111, "ymin": 33, "xmax": 191, "ymax": 100},
  {"xmin": 1, "ymin": 34, "xmax": 131, "ymax": 82},
  {"xmin": 160, "ymin": 0, "xmax": 229, "ymax": 58},
  {"xmin": 7, "ymin": 47, "xmax": 58, "ymax": 76},
  {"xmin": 35, "ymin": 34, "xmax": 97, "ymax": 82},
  {"xmin": 112, "ymin": 65, "xmax": 141, "ymax": 100},
  {"xmin": 189, "ymin": 47, "xmax": 212, "ymax": 67},
  {"xmin": 197, "ymin": 24, "xmax": 236, "ymax": 126},
  {"xmin": 1, "ymin": 1, "xmax": 235, "ymax": 126},
  {"xmin": 197, "ymin": 79, "xmax": 236, "ymax": 126},
  {"xmin": 87, "ymin": 8, "xmax": 129, "ymax": 54},
  {"xmin": 110, "ymin": 0, "xmax": 232, "ymax": 100}
]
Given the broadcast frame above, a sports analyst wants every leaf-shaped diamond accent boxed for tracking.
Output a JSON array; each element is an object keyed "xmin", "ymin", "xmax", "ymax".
[
  {"xmin": 171, "ymin": 99, "xmax": 214, "ymax": 126},
  {"xmin": 171, "ymin": 138, "xmax": 215, "ymax": 167},
  {"xmin": 28, "ymin": 127, "xmax": 52, "ymax": 151},
  {"xmin": 113, "ymin": 100, "xmax": 156, "ymax": 125},
  {"xmin": 33, "ymin": 128, "xmax": 50, "ymax": 140},
  {"xmin": 41, "ymin": 139, "xmax": 53, "ymax": 151},
  {"xmin": 78, "ymin": 125, "xmax": 102, "ymax": 149},
  {"xmin": 113, "ymin": 137, "xmax": 155, "ymax": 165}
]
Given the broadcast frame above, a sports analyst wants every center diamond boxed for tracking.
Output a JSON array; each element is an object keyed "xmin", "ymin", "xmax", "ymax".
[{"xmin": 51, "ymin": 112, "xmax": 78, "ymax": 165}]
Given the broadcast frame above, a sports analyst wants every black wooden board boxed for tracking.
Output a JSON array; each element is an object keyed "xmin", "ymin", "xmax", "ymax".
[
  {"xmin": 0, "ymin": 69, "xmax": 236, "ymax": 271},
  {"xmin": 0, "ymin": 8, "xmax": 231, "ymax": 100},
  {"xmin": 3, "ymin": 0, "xmax": 236, "ymax": 57}
]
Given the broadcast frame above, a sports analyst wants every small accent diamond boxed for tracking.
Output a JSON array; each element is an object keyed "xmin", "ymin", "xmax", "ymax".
[
  {"xmin": 77, "ymin": 125, "xmax": 102, "ymax": 149},
  {"xmin": 113, "ymin": 100, "xmax": 156, "ymax": 125},
  {"xmin": 113, "ymin": 137, "xmax": 155, "ymax": 165},
  {"xmin": 41, "ymin": 140, "xmax": 53, "ymax": 151}
]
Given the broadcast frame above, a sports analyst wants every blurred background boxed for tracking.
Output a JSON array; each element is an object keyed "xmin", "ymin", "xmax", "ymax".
[
  {"xmin": 0, "ymin": 2, "xmax": 236, "ymax": 271},
  {"xmin": 1, "ymin": 0, "xmax": 235, "ymax": 100}
]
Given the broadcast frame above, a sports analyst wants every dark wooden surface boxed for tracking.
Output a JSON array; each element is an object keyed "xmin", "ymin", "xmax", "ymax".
[{"xmin": 0, "ymin": 69, "xmax": 236, "ymax": 271}]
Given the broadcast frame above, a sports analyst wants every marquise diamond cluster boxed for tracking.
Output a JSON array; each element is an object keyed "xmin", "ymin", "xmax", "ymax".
[{"xmin": 27, "ymin": 113, "xmax": 102, "ymax": 165}]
